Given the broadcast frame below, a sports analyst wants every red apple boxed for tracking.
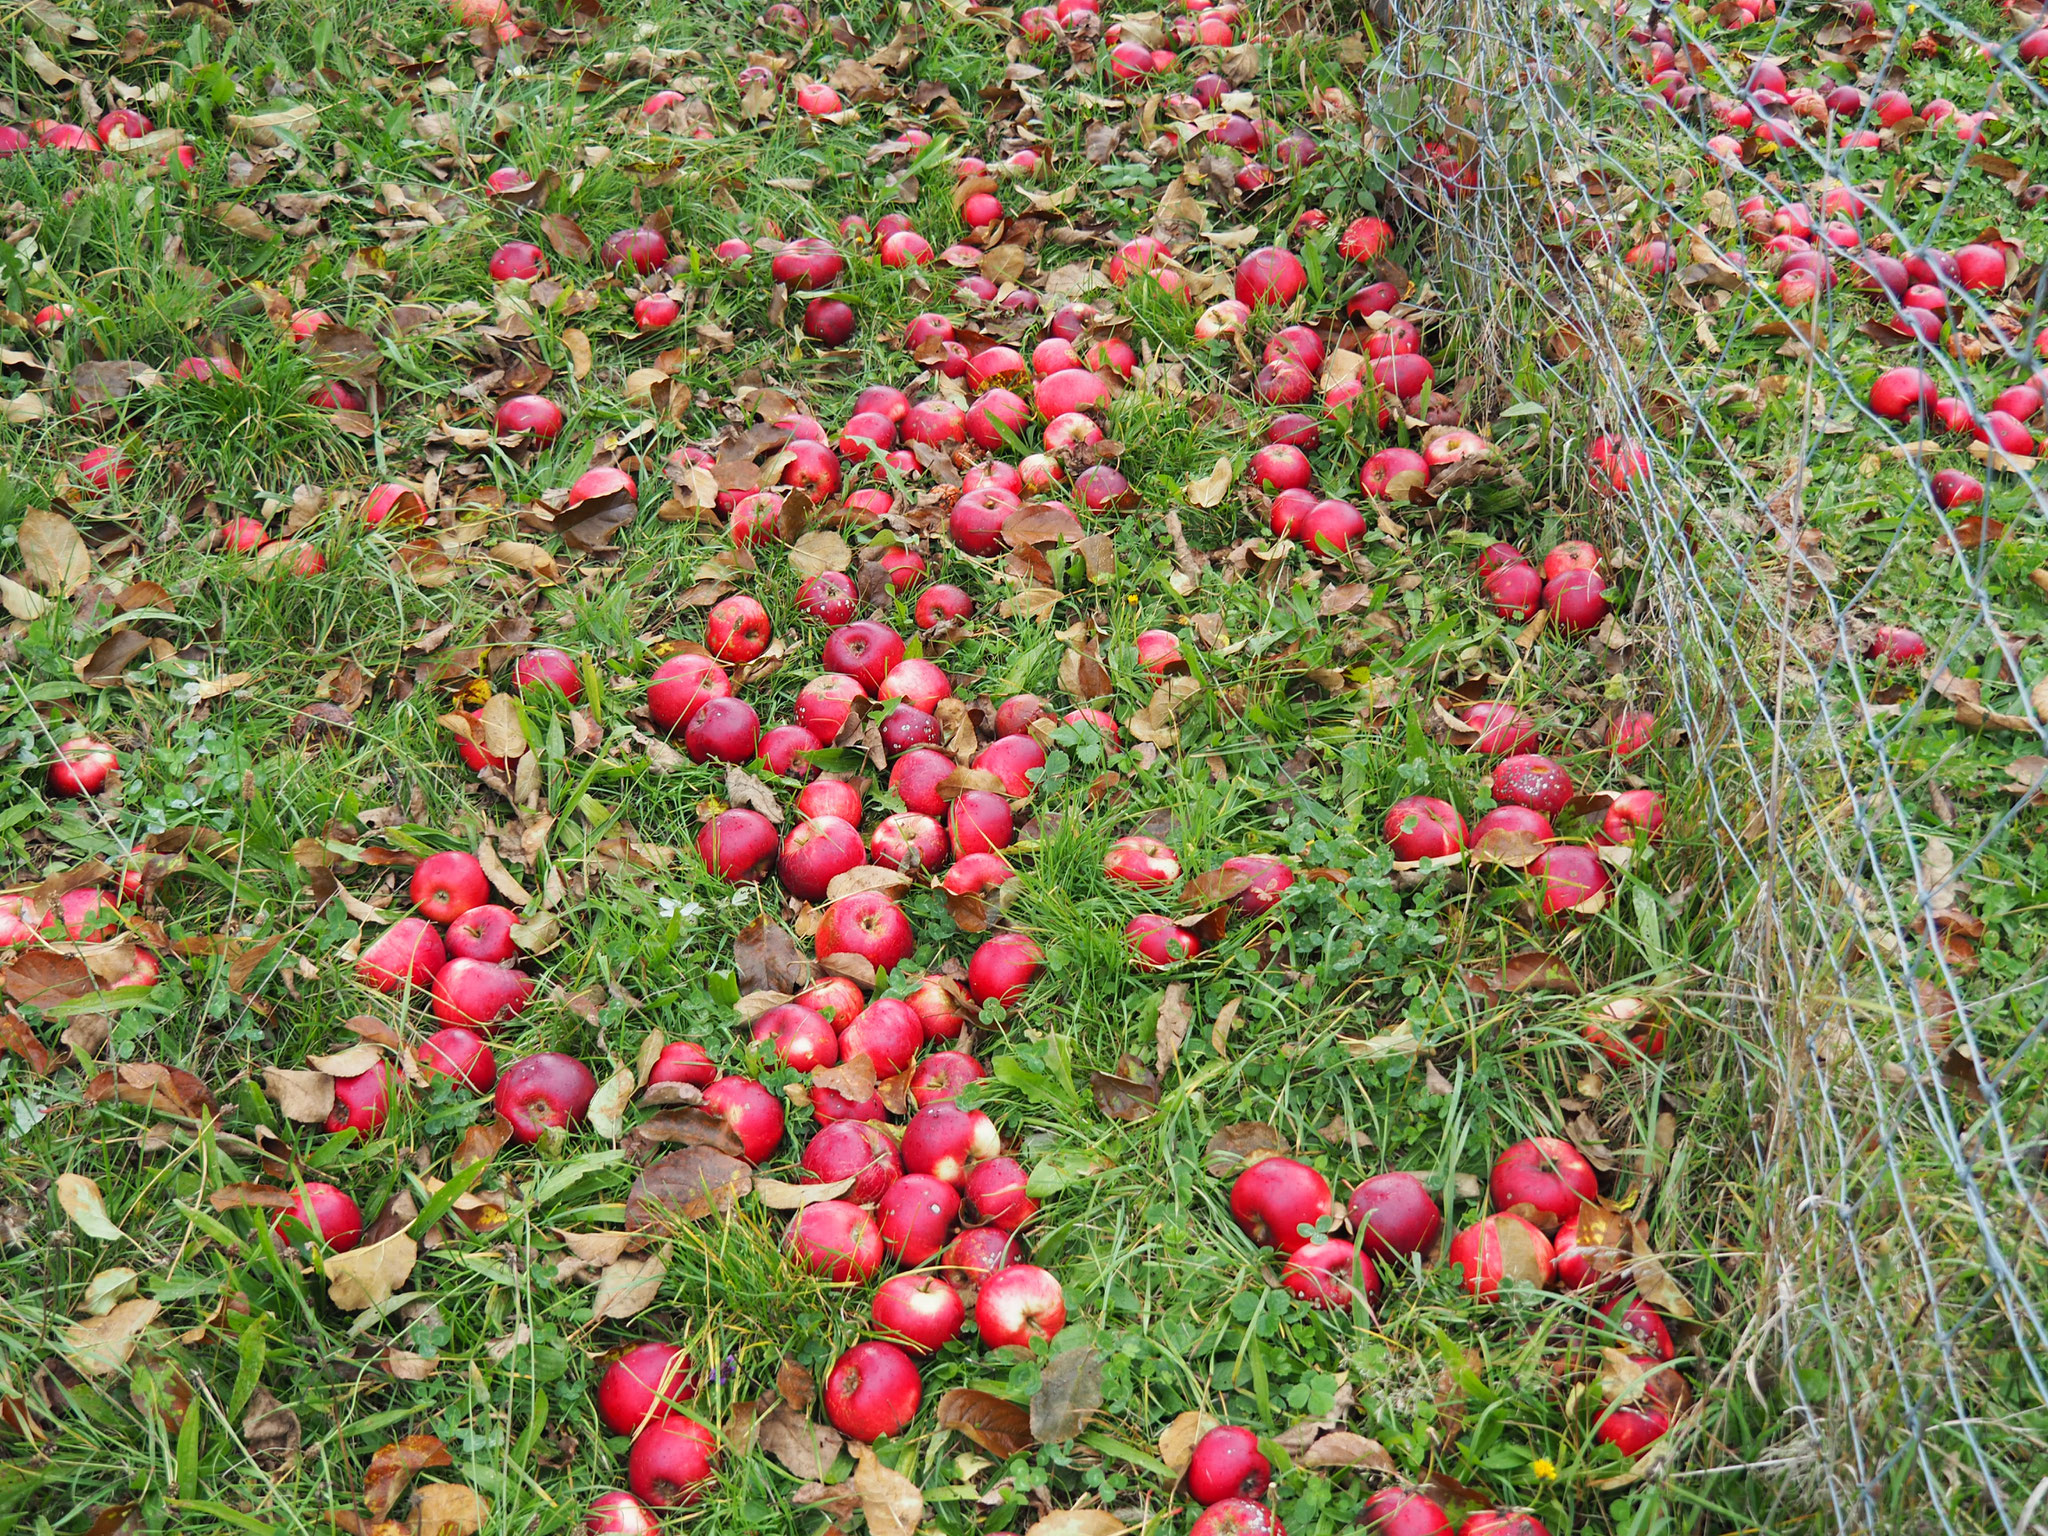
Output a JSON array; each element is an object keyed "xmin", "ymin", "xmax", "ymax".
[
  {"xmin": 1191, "ymin": 1499, "xmax": 1287, "ymax": 1536},
  {"xmin": 796, "ymin": 673, "xmax": 867, "ymax": 744},
  {"xmin": 802, "ymin": 1120, "xmax": 900, "ymax": 1204},
  {"xmin": 46, "ymin": 734, "xmax": 117, "ymax": 798},
  {"xmin": 871, "ymin": 812, "xmax": 948, "ymax": 874},
  {"xmin": 1383, "ymin": 796, "xmax": 1465, "ymax": 860},
  {"xmin": 1104, "ymin": 835, "xmax": 1180, "ymax": 889},
  {"xmin": 702, "ymin": 1075, "xmax": 784, "ymax": 1162},
  {"xmin": 1282, "ymin": 1238, "xmax": 1380, "ymax": 1308},
  {"xmin": 626, "ymin": 1413, "xmax": 716, "ymax": 1508},
  {"xmin": 962, "ymin": 1156, "xmax": 1037, "ymax": 1230},
  {"xmin": 976, "ymin": 1262, "xmax": 1066, "ymax": 1348},
  {"xmin": 824, "ymin": 1340, "xmax": 923, "ymax": 1441},
  {"xmin": 902, "ymin": 1104, "xmax": 1000, "ymax": 1186},
  {"xmin": 1188, "ymin": 1426, "xmax": 1272, "ymax": 1506},
  {"xmin": 1230, "ymin": 1156, "xmax": 1332, "ymax": 1252},
  {"xmin": 705, "ymin": 595, "xmax": 772, "ymax": 663},
  {"xmin": 823, "ymin": 621, "xmax": 907, "ymax": 694},
  {"xmin": 1235, "ymin": 246, "xmax": 1308, "ymax": 308},
  {"xmin": 421, "ymin": 1026, "xmax": 496, "ymax": 1091},
  {"xmin": 412, "ymin": 850, "xmax": 489, "ymax": 923},
  {"xmin": 1490, "ymin": 1136, "xmax": 1598, "ymax": 1231},
  {"xmin": 1460, "ymin": 702, "xmax": 1536, "ymax": 754},
  {"xmin": 1362, "ymin": 1488, "xmax": 1452, "ymax": 1536},
  {"xmin": 968, "ymin": 931, "xmax": 1042, "ymax": 1008},
  {"xmin": 973, "ymin": 736, "xmax": 1046, "ymax": 798},
  {"xmin": 494, "ymin": 1052, "xmax": 597, "ymax": 1142},
  {"xmin": 602, "ymin": 226, "xmax": 670, "ymax": 275},
  {"xmin": 272, "ymin": 1180, "xmax": 363, "ymax": 1253},
  {"xmin": 1596, "ymin": 1402, "xmax": 1670, "ymax": 1456},
  {"xmin": 1126, "ymin": 914, "xmax": 1199, "ymax": 969},
  {"xmin": 683, "ymin": 695, "xmax": 761, "ymax": 764},
  {"xmin": 1601, "ymin": 789, "xmax": 1665, "ymax": 844},
  {"xmin": 446, "ymin": 903, "xmax": 518, "ymax": 963},
  {"xmin": 325, "ymin": 1061, "xmax": 393, "ymax": 1136},
  {"xmin": 1491, "ymin": 755, "xmax": 1574, "ymax": 816},
  {"xmin": 841, "ymin": 997, "xmax": 925, "ymax": 1078},
  {"xmin": 949, "ymin": 790, "xmax": 1015, "ymax": 860},
  {"xmin": 496, "ymin": 394, "xmax": 563, "ymax": 440},
  {"xmin": 816, "ymin": 891, "xmax": 916, "ymax": 973},
  {"xmin": 787, "ymin": 1198, "xmax": 884, "ymax": 1281},
  {"xmin": 431, "ymin": 958, "xmax": 534, "ymax": 1031},
  {"xmin": 913, "ymin": 1056, "xmax": 991, "ymax": 1114},
  {"xmin": 1220, "ymin": 855, "xmax": 1294, "ymax": 916},
  {"xmin": 586, "ymin": 1492, "xmax": 658, "ymax": 1536},
  {"xmin": 515, "ymin": 647, "xmax": 582, "ymax": 700},
  {"xmin": 877, "ymin": 1173, "xmax": 961, "ymax": 1266},
  {"xmin": 649, "ymin": 1041, "xmax": 717, "ymax": 1088},
  {"xmin": 872, "ymin": 1273, "xmax": 966, "ymax": 1353},
  {"xmin": 753, "ymin": 1003, "xmax": 841, "ymax": 1073},
  {"xmin": 797, "ymin": 571, "xmax": 858, "ymax": 626},
  {"xmin": 1346, "ymin": 1172, "xmax": 1442, "ymax": 1261},
  {"xmin": 357, "ymin": 917, "xmax": 446, "ymax": 992},
  {"xmin": 598, "ymin": 1342, "xmax": 696, "ymax": 1436},
  {"xmin": 697, "ymin": 808, "xmax": 779, "ymax": 882},
  {"xmin": 489, "ymin": 241, "xmax": 547, "ymax": 281},
  {"xmin": 647, "ymin": 653, "xmax": 732, "ymax": 734},
  {"xmin": 1532, "ymin": 843, "xmax": 1611, "ymax": 920}
]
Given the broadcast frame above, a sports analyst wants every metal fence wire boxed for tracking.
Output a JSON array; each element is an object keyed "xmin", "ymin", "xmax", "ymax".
[{"xmin": 1375, "ymin": 1, "xmax": 2048, "ymax": 1531}]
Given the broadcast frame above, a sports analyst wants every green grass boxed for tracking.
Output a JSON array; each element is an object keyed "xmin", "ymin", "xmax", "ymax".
[{"xmin": 0, "ymin": 0, "xmax": 1917, "ymax": 1534}]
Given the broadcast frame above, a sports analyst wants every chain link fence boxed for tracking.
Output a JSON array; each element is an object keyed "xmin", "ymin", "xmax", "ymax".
[{"xmin": 1373, "ymin": 1, "xmax": 2048, "ymax": 1530}]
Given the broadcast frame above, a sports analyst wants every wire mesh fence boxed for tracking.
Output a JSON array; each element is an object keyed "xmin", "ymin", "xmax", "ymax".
[{"xmin": 1376, "ymin": 0, "xmax": 2048, "ymax": 1530}]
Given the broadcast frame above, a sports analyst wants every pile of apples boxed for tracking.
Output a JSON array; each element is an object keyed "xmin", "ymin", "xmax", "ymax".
[
  {"xmin": 1384, "ymin": 724, "xmax": 1664, "ymax": 922},
  {"xmin": 1230, "ymin": 1141, "xmax": 1682, "ymax": 1474},
  {"xmin": 1472, "ymin": 536, "xmax": 1614, "ymax": 634}
]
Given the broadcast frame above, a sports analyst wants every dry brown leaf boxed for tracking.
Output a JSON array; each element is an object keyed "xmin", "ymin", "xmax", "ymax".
[
  {"xmin": 1158, "ymin": 1409, "xmax": 1220, "ymax": 1473},
  {"xmin": 754, "ymin": 1402, "xmax": 843, "ymax": 1480},
  {"xmin": 1184, "ymin": 457, "xmax": 1235, "ymax": 508},
  {"xmin": 364, "ymin": 1435, "xmax": 453, "ymax": 1520},
  {"xmin": 936, "ymin": 1388, "xmax": 1034, "ymax": 1457},
  {"xmin": 64, "ymin": 1298, "xmax": 160, "ymax": 1377},
  {"xmin": 412, "ymin": 1483, "xmax": 488, "ymax": 1536},
  {"xmin": 263, "ymin": 1067, "xmax": 334, "ymax": 1124},
  {"xmin": 326, "ymin": 1231, "xmax": 418, "ymax": 1311},
  {"xmin": 56, "ymin": 1173, "xmax": 126, "ymax": 1242},
  {"xmin": 18, "ymin": 509, "xmax": 90, "ymax": 595},
  {"xmin": 854, "ymin": 1447, "xmax": 923, "ymax": 1536},
  {"xmin": 1155, "ymin": 984, "xmax": 1193, "ymax": 1076},
  {"xmin": 1202, "ymin": 1122, "xmax": 1287, "ymax": 1177},
  {"xmin": 590, "ymin": 1255, "xmax": 666, "ymax": 1321},
  {"xmin": 1026, "ymin": 1513, "xmax": 1127, "ymax": 1536}
]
